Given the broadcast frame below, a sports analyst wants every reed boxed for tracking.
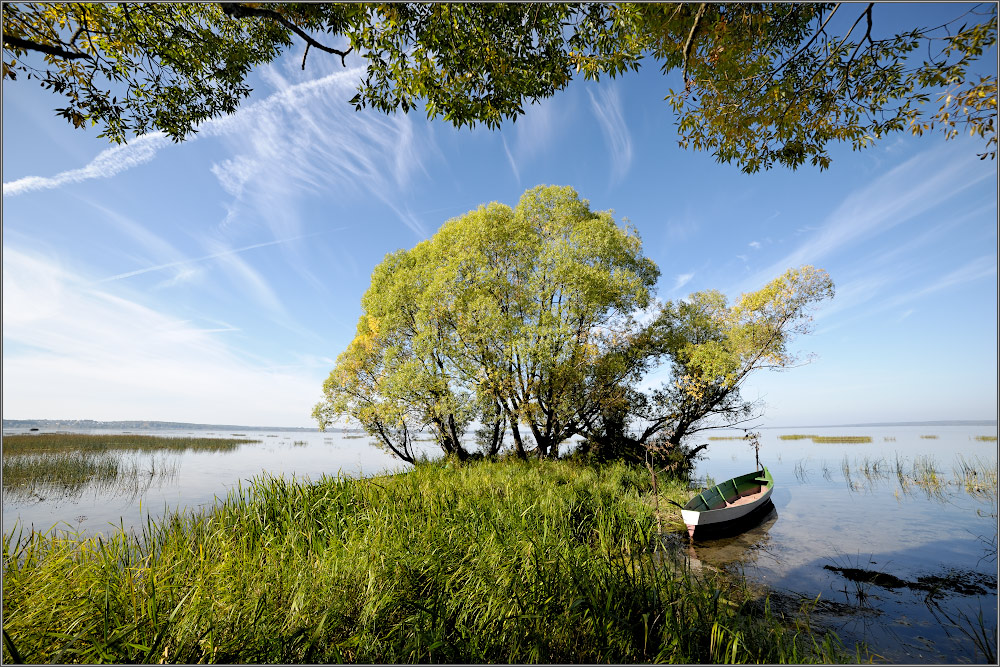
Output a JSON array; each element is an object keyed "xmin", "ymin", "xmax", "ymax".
[
  {"xmin": 811, "ymin": 436, "xmax": 872, "ymax": 444},
  {"xmin": 975, "ymin": 435, "xmax": 998, "ymax": 442},
  {"xmin": 779, "ymin": 434, "xmax": 816, "ymax": 440},
  {"xmin": 2, "ymin": 433, "xmax": 260, "ymax": 456},
  {"xmin": 707, "ymin": 436, "xmax": 744, "ymax": 441},
  {"xmin": 2, "ymin": 459, "xmax": 851, "ymax": 664},
  {"xmin": 919, "ymin": 435, "xmax": 939, "ymax": 440},
  {"xmin": 953, "ymin": 455, "xmax": 998, "ymax": 501},
  {"xmin": 2, "ymin": 452, "xmax": 179, "ymax": 502}
]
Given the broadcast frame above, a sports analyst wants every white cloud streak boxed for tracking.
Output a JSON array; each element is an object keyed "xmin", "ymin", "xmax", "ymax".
[
  {"xmin": 3, "ymin": 62, "xmax": 432, "ymax": 240},
  {"xmin": 738, "ymin": 142, "xmax": 995, "ymax": 293},
  {"xmin": 3, "ymin": 132, "xmax": 170, "ymax": 197},
  {"xmin": 501, "ymin": 134, "xmax": 520, "ymax": 184},
  {"xmin": 587, "ymin": 85, "xmax": 633, "ymax": 184},
  {"xmin": 2, "ymin": 247, "xmax": 320, "ymax": 425},
  {"xmin": 672, "ymin": 273, "xmax": 694, "ymax": 292}
]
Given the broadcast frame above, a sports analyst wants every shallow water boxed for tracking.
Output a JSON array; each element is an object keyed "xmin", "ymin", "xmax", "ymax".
[
  {"xmin": 680, "ymin": 424, "xmax": 998, "ymax": 663},
  {"xmin": 2, "ymin": 424, "xmax": 996, "ymax": 662},
  {"xmin": 1, "ymin": 429, "xmax": 417, "ymax": 538}
]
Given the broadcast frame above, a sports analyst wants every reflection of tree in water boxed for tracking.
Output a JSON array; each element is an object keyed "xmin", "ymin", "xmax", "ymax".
[{"xmin": 2, "ymin": 451, "xmax": 180, "ymax": 503}]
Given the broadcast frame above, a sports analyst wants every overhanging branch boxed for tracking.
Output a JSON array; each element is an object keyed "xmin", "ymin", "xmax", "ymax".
[
  {"xmin": 3, "ymin": 34, "xmax": 94, "ymax": 61},
  {"xmin": 219, "ymin": 3, "xmax": 352, "ymax": 66}
]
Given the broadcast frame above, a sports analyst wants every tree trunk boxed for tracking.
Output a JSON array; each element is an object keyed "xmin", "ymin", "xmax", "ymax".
[{"xmin": 510, "ymin": 421, "xmax": 528, "ymax": 460}]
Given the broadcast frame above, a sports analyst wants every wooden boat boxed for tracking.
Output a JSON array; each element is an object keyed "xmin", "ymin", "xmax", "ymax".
[{"xmin": 679, "ymin": 467, "xmax": 774, "ymax": 540}]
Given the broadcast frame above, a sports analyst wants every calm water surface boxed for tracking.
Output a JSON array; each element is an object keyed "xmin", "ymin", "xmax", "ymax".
[
  {"xmin": 3, "ymin": 424, "xmax": 997, "ymax": 663},
  {"xmin": 1, "ymin": 429, "xmax": 416, "ymax": 538},
  {"xmin": 681, "ymin": 424, "xmax": 998, "ymax": 664}
]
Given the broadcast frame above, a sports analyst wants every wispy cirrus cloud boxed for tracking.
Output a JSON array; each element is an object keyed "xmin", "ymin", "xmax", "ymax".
[
  {"xmin": 737, "ymin": 142, "xmax": 996, "ymax": 293},
  {"xmin": 3, "ymin": 61, "xmax": 433, "ymax": 240},
  {"xmin": 501, "ymin": 134, "xmax": 520, "ymax": 184},
  {"xmin": 2, "ymin": 247, "xmax": 320, "ymax": 425},
  {"xmin": 587, "ymin": 84, "xmax": 633, "ymax": 184},
  {"xmin": 881, "ymin": 254, "xmax": 997, "ymax": 310},
  {"xmin": 672, "ymin": 273, "xmax": 695, "ymax": 292}
]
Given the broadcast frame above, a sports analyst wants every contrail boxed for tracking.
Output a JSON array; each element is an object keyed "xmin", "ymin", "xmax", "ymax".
[{"xmin": 93, "ymin": 229, "xmax": 342, "ymax": 284}]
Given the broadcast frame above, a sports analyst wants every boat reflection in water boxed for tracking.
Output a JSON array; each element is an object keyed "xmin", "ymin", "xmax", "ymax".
[{"xmin": 683, "ymin": 504, "xmax": 780, "ymax": 575}]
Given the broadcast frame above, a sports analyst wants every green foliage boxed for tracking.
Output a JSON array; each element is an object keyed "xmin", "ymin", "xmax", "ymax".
[
  {"xmin": 588, "ymin": 266, "xmax": 834, "ymax": 469},
  {"xmin": 317, "ymin": 186, "xmax": 834, "ymax": 465},
  {"xmin": 315, "ymin": 185, "xmax": 660, "ymax": 461},
  {"xmin": 2, "ymin": 460, "xmax": 854, "ymax": 663},
  {"xmin": 3, "ymin": 3, "xmax": 994, "ymax": 167}
]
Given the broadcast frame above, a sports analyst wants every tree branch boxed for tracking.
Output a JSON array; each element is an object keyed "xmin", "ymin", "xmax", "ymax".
[
  {"xmin": 2, "ymin": 34, "xmax": 93, "ymax": 61},
  {"xmin": 681, "ymin": 3, "xmax": 707, "ymax": 87},
  {"xmin": 220, "ymin": 3, "xmax": 352, "ymax": 66}
]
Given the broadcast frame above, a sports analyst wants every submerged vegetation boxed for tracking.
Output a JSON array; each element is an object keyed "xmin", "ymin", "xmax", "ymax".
[{"xmin": 2, "ymin": 459, "xmax": 855, "ymax": 664}]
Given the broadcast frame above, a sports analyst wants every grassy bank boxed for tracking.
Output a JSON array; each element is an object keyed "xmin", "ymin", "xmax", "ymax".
[{"xmin": 3, "ymin": 459, "xmax": 854, "ymax": 663}]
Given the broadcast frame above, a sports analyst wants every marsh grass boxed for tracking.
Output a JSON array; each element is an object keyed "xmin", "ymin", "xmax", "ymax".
[
  {"xmin": 954, "ymin": 455, "xmax": 998, "ymax": 502},
  {"xmin": 839, "ymin": 453, "xmax": 997, "ymax": 503},
  {"xmin": 811, "ymin": 436, "xmax": 872, "ymax": 444},
  {"xmin": 2, "ymin": 433, "xmax": 260, "ymax": 456},
  {"xmin": 975, "ymin": 435, "xmax": 998, "ymax": 442},
  {"xmin": 707, "ymin": 436, "xmax": 745, "ymax": 440},
  {"xmin": 2, "ymin": 459, "xmax": 851, "ymax": 664},
  {"xmin": 919, "ymin": 435, "xmax": 940, "ymax": 440},
  {"xmin": 2, "ymin": 452, "xmax": 179, "ymax": 502},
  {"xmin": 2, "ymin": 434, "xmax": 253, "ymax": 501},
  {"xmin": 779, "ymin": 434, "xmax": 816, "ymax": 440}
]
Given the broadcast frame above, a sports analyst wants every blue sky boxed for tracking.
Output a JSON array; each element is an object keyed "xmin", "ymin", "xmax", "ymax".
[{"xmin": 2, "ymin": 4, "xmax": 997, "ymax": 427}]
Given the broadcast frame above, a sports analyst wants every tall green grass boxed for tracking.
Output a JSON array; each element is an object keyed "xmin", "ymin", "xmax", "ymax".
[{"xmin": 3, "ymin": 459, "xmax": 852, "ymax": 664}]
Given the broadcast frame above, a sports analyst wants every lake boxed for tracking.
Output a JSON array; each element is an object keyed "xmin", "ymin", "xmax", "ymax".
[
  {"xmin": 2, "ymin": 423, "xmax": 997, "ymax": 663},
  {"xmin": 680, "ymin": 424, "xmax": 998, "ymax": 664}
]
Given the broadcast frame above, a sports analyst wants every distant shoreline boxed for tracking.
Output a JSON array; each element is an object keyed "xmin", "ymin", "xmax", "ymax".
[{"xmin": 4, "ymin": 417, "xmax": 995, "ymax": 434}]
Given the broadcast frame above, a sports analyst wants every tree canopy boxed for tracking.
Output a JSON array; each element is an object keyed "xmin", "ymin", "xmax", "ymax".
[
  {"xmin": 313, "ymin": 185, "xmax": 835, "ymax": 464},
  {"xmin": 3, "ymin": 3, "xmax": 995, "ymax": 169}
]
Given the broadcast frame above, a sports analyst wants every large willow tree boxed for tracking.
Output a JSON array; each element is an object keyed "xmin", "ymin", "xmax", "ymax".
[
  {"xmin": 314, "ymin": 186, "xmax": 835, "ymax": 463},
  {"xmin": 313, "ymin": 186, "xmax": 659, "ymax": 461}
]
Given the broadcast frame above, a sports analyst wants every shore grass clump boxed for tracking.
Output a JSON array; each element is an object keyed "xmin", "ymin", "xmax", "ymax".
[
  {"xmin": 2, "ymin": 433, "xmax": 260, "ymax": 456},
  {"xmin": 779, "ymin": 434, "xmax": 816, "ymax": 440},
  {"xmin": 707, "ymin": 436, "xmax": 745, "ymax": 440},
  {"xmin": 811, "ymin": 435, "xmax": 872, "ymax": 444},
  {"xmin": 975, "ymin": 435, "xmax": 998, "ymax": 442},
  {"xmin": 3, "ymin": 459, "xmax": 851, "ymax": 664},
  {"xmin": 919, "ymin": 435, "xmax": 939, "ymax": 440}
]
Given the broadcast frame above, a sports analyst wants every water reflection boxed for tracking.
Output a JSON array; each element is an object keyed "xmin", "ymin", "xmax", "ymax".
[{"xmin": 684, "ymin": 505, "xmax": 780, "ymax": 574}]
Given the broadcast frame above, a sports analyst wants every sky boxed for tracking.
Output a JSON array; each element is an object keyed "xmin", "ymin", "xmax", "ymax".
[{"xmin": 2, "ymin": 4, "xmax": 997, "ymax": 428}]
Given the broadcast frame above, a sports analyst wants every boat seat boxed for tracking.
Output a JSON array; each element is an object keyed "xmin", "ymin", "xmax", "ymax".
[{"xmin": 753, "ymin": 478, "xmax": 769, "ymax": 484}]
